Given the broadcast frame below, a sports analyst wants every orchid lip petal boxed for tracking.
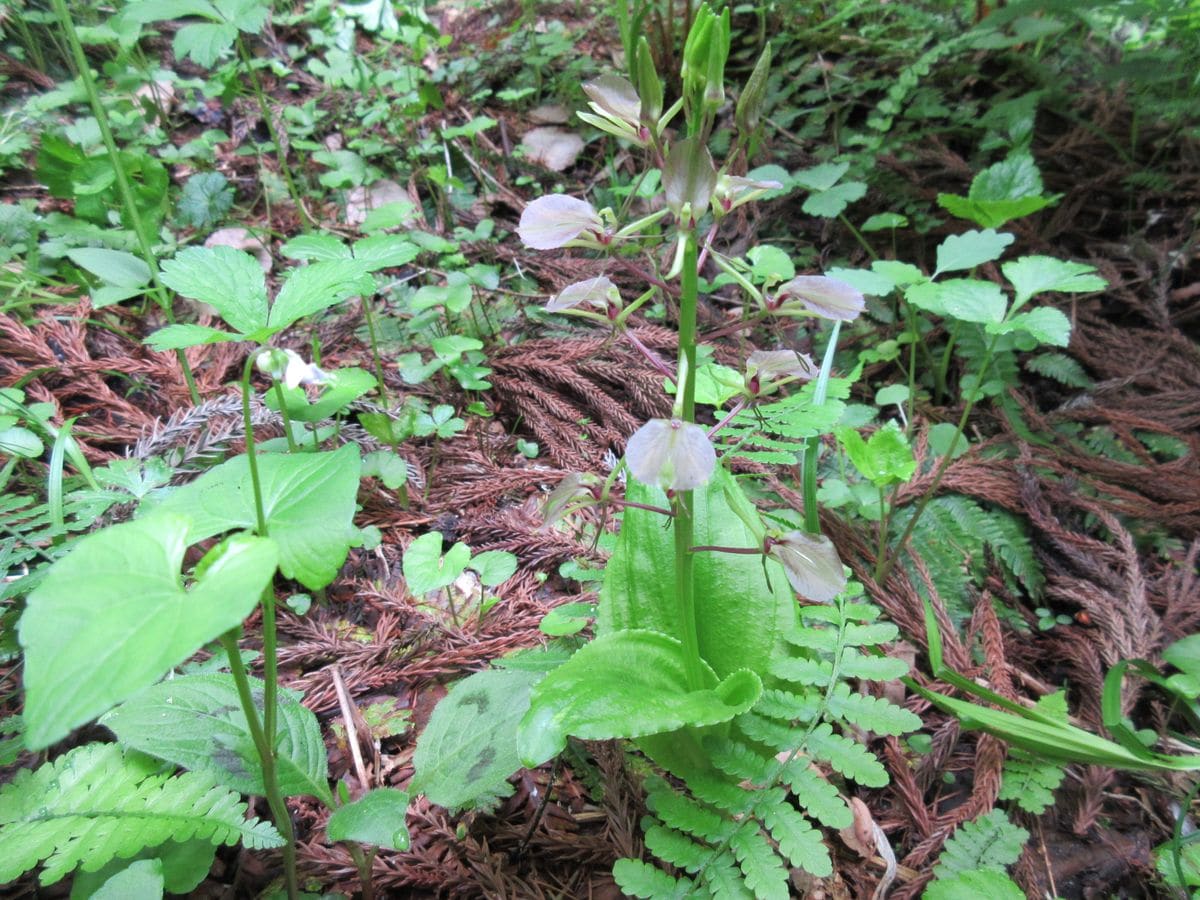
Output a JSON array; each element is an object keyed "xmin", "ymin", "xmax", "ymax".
[
  {"xmin": 767, "ymin": 530, "xmax": 847, "ymax": 603},
  {"xmin": 626, "ymin": 418, "xmax": 716, "ymax": 491},
  {"xmin": 518, "ymin": 195, "xmax": 602, "ymax": 250},
  {"xmin": 582, "ymin": 74, "xmax": 642, "ymax": 126},
  {"xmin": 546, "ymin": 276, "xmax": 619, "ymax": 312},
  {"xmin": 774, "ymin": 275, "xmax": 865, "ymax": 321}
]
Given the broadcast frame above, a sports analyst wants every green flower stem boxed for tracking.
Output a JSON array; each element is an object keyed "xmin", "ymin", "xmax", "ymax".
[
  {"xmin": 801, "ymin": 321, "xmax": 842, "ymax": 535},
  {"xmin": 237, "ymin": 36, "xmax": 313, "ymax": 229},
  {"xmin": 903, "ymin": 303, "xmax": 920, "ymax": 436},
  {"xmin": 240, "ymin": 355, "xmax": 270, "ymax": 535},
  {"xmin": 51, "ymin": 0, "xmax": 200, "ymax": 405},
  {"xmin": 218, "ymin": 631, "xmax": 297, "ymax": 900},
  {"xmin": 837, "ymin": 213, "xmax": 877, "ymax": 260},
  {"xmin": 272, "ymin": 381, "xmax": 300, "ymax": 453},
  {"xmin": 875, "ymin": 332, "xmax": 1000, "ymax": 585},
  {"xmin": 674, "ymin": 232, "xmax": 705, "ymax": 693}
]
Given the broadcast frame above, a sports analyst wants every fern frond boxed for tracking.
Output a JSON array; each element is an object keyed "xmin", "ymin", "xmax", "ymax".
[
  {"xmin": 729, "ymin": 823, "xmax": 789, "ymax": 900},
  {"xmin": 0, "ymin": 743, "xmax": 282, "ymax": 886},
  {"xmin": 823, "ymin": 683, "xmax": 922, "ymax": 736},
  {"xmin": 686, "ymin": 772, "xmax": 759, "ymax": 814},
  {"xmin": 770, "ymin": 656, "xmax": 833, "ymax": 686},
  {"xmin": 843, "ymin": 621, "xmax": 901, "ymax": 647},
  {"xmin": 709, "ymin": 740, "xmax": 775, "ymax": 784},
  {"xmin": 932, "ymin": 809, "xmax": 1028, "ymax": 880},
  {"xmin": 613, "ymin": 858, "xmax": 695, "ymax": 899},
  {"xmin": 700, "ymin": 852, "xmax": 755, "ymax": 899},
  {"xmin": 645, "ymin": 775, "xmax": 734, "ymax": 842},
  {"xmin": 643, "ymin": 821, "xmax": 711, "ymax": 873},
  {"xmin": 804, "ymin": 724, "xmax": 889, "ymax": 787},
  {"xmin": 738, "ymin": 710, "xmax": 801, "ymax": 752},
  {"xmin": 1024, "ymin": 351, "xmax": 1091, "ymax": 388},
  {"xmin": 999, "ymin": 751, "xmax": 1066, "ymax": 814},
  {"xmin": 778, "ymin": 760, "xmax": 851, "ymax": 829},
  {"xmin": 839, "ymin": 649, "xmax": 909, "ymax": 681},
  {"xmin": 760, "ymin": 802, "xmax": 832, "ymax": 877},
  {"xmin": 753, "ymin": 688, "xmax": 823, "ymax": 723}
]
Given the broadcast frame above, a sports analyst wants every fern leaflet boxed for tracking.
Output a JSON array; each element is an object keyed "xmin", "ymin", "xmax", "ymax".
[{"xmin": 932, "ymin": 809, "xmax": 1029, "ymax": 880}]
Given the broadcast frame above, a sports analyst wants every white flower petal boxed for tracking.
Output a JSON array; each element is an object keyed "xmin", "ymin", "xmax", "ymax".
[
  {"xmin": 768, "ymin": 531, "xmax": 847, "ymax": 602},
  {"xmin": 546, "ymin": 276, "xmax": 618, "ymax": 312},
  {"xmin": 626, "ymin": 418, "xmax": 716, "ymax": 491},
  {"xmin": 583, "ymin": 74, "xmax": 642, "ymax": 125},
  {"xmin": 746, "ymin": 350, "xmax": 818, "ymax": 386},
  {"xmin": 517, "ymin": 195, "xmax": 602, "ymax": 250},
  {"xmin": 776, "ymin": 276, "xmax": 865, "ymax": 322}
]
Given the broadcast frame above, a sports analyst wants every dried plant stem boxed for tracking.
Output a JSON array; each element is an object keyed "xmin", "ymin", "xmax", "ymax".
[{"xmin": 51, "ymin": 0, "xmax": 200, "ymax": 405}]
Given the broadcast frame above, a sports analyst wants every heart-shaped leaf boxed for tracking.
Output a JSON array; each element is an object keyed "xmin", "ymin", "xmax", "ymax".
[{"xmin": 20, "ymin": 516, "xmax": 278, "ymax": 749}]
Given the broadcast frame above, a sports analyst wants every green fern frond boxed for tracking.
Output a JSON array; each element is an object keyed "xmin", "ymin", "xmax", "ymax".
[
  {"xmin": 998, "ymin": 752, "xmax": 1066, "ymax": 814},
  {"xmin": 769, "ymin": 656, "xmax": 833, "ymax": 686},
  {"xmin": 612, "ymin": 858, "xmax": 695, "ymax": 898},
  {"xmin": 645, "ymin": 775, "xmax": 734, "ymax": 841},
  {"xmin": 729, "ymin": 823, "xmax": 789, "ymax": 900},
  {"xmin": 700, "ymin": 852, "xmax": 755, "ymax": 898},
  {"xmin": 0, "ymin": 743, "xmax": 283, "ymax": 886},
  {"xmin": 824, "ymin": 683, "xmax": 923, "ymax": 736},
  {"xmin": 752, "ymin": 688, "xmax": 823, "ymax": 722},
  {"xmin": 760, "ymin": 803, "xmax": 833, "ymax": 877},
  {"xmin": 839, "ymin": 649, "xmax": 909, "ymax": 680},
  {"xmin": 932, "ymin": 809, "xmax": 1029, "ymax": 880},
  {"xmin": 778, "ymin": 761, "xmax": 851, "ymax": 829},
  {"xmin": 1024, "ymin": 351, "xmax": 1092, "ymax": 388},
  {"xmin": 804, "ymin": 723, "xmax": 890, "ymax": 787},
  {"xmin": 643, "ymin": 820, "xmax": 711, "ymax": 873},
  {"xmin": 709, "ymin": 740, "xmax": 775, "ymax": 784}
]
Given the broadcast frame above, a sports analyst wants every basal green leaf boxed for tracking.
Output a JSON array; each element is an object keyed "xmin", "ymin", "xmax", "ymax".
[
  {"xmin": 517, "ymin": 630, "xmax": 762, "ymax": 767},
  {"xmin": 938, "ymin": 193, "xmax": 1055, "ymax": 229},
  {"xmin": 149, "ymin": 444, "xmax": 360, "ymax": 590},
  {"xmin": 411, "ymin": 668, "xmax": 542, "ymax": 811},
  {"xmin": 1001, "ymin": 255, "xmax": 1106, "ymax": 308},
  {"xmin": 469, "ymin": 550, "xmax": 518, "ymax": 587},
  {"xmin": 66, "ymin": 248, "xmax": 152, "ymax": 289},
  {"xmin": 352, "ymin": 235, "xmax": 420, "ymax": 270},
  {"xmin": 934, "ymin": 229, "xmax": 1014, "ymax": 276},
  {"xmin": 159, "ymin": 246, "xmax": 267, "ymax": 335},
  {"xmin": 20, "ymin": 518, "xmax": 277, "ymax": 749},
  {"xmin": 791, "ymin": 161, "xmax": 849, "ymax": 192},
  {"xmin": 402, "ymin": 531, "xmax": 470, "ymax": 595},
  {"xmin": 102, "ymin": 673, "xmax": 332, "ymax": 804},
  {"xmin": 326, "ymin": 788, "xmax": 410, "ymax": 850},
  {"xmin": 268, "ymin": 259, "xmax": 371, "ymax": 332},
  {"xmin": 599, "ymin": 467, "xmax": 795, "ymax": 680},
  {"xmin": 987, "ymin": 307, "xmax": 1071, "ymax": 347}
]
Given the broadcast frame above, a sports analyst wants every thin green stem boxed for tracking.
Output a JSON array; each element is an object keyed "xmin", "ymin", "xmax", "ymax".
[
  {"xmin": 240, "ymin": 355, "xmax": 269, "ymax": 536},
  {"xmin": 272, "ymin": 381, "xmax": 300, "ymax": 453},
  {"xmin": 219, "ymin": 632, "xmax": 297, "ymax": 900},
  {"xmin": 903, "ymin": 303, "xmax": 919, "ymax": 436},
  {"xmin": 837, "ymin": 213, "xmax": 877, "ymax": 260},
  {"xmin": 52, "ymin": 0, "xmax": 200, "ymax": 405},
  {"xmin": 673, "ymin": 232, "xmax": 704, "ymax": 693},
  {"xmin": 801, "ymin": 321, "xmax": 842, "ymax": 535},
  {"xmin": 875, "ymin": 332, "xmax": 1000, "ymax": 585},
  {"xmin": 237, "ymin": 37, "xmax": 313, "ymax": 229}
]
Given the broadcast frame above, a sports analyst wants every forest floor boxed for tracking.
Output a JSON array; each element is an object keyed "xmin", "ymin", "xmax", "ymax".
[{"xmin": 2, "ymin": 2, "xmax": 1200, "ymax": 898}]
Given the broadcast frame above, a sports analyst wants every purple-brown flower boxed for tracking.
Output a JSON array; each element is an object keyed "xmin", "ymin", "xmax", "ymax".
[
  {"xmin": 518, "ymin": 195, "xmax": 603, "ymax": 250},
  {"xmin": 625, "ymin": 418, "xmax": 716, "ymax": 491},
  {"xmin": 772, "ymin": 276, "xmax": 865, "ymax": 322}
]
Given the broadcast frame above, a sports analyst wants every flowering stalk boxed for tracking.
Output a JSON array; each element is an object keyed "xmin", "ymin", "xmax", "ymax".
[
  {"xmin": 802, "ymin": 322, "xmax": 842, "ymax": 535},
  {"xmin": 673, "ymin": 232, "xmax": 705, "ymax": 692}
]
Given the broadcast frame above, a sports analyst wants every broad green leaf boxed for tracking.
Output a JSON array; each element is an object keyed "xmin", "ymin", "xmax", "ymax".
[
  {"xmin": 264, "ymin": 367, "xmax": 376, "ymax": 422},
  {"xmin": 836, "ymin": 422, "xmax": 916, "ymax": 487},
  {"xmin": 411, "ymin": 283, "xmax": 473, "ymax": 314},
  {"xmin": 825, "ymin": 265, "xmax": 894, "ymax": 297},
  {"xmin": 352, "ymin": 235, "xmax": 420, "ymax": 270},
  {"xmin": 1000, "ymin": 255, "xmax": 1106, "ymax": 309},
  {"xmin": 970, "ymin": 153, "xmax": 1046, "ymax": 203},
  {"xmin": 215, "ymin": 0, "xmax": 271, "ymax": 33},
  {"xmin": 66, "ymin": 248, "xmax": 151, "ymax": 288},
  {"xmin": 0, "ymin": 426, "xmax": 42, "ymax": 458},
  {"xmin": 861, "ymin": 212, "xmax": 907, "ymax": 231},
  {"xmin": 746, "ymin": 245, "xmax": 794, "ymax": 283},
  {"xmin": 907, "ymin": 279, "xmax": 1007, "ymax": 325},
  {"xmin": 802, "ymin": 180, "xmax": 866, "ymax": 218},
  {"xmin": 517, "ymin": 629, "xmax": 762, "ymax": 767},
  {"xmin": 431, "ymin": 334, "xmax": 483, "ymax": 360},
  {"xmin": 102, "ymin": 673, "xmax": 332, "ymax": 804},
  {"xmin": 361, "ymin": 449, "xmax": 408, "ymax": 490},
  {"xmin": 411, "ymin": 668, "xmax": 542, "ymax": 810},
  {"xmin": 986, "ymin": 307, "xmax": 1071, "ymax": 347},
  {"xmin": 539, "ymin": 601, "xmax": 595, "ymax": 636},
  {"xmin": 402, "ymin": 531, "xmax": 470, "ymax": 595},
  {"xmin": 120, "ymin": 0, "xmax": 220, "ymax": 26},
  {"xmin": 280, "ymin": 234, "xmax": 349, "ymax": 262},
  {"xmin": 268, "ymin": 259, "xmax": 371, "ymax": 331},
  {"xmin": 19, "ymin": 517, "xmax": 277, "ymax": 749},
  {"xmin": 173, "ymin": 22, "xmax": 237, "ymax": 67},
  {"xmin": 469, "ymin": 550, "xmax": 518, "ymax": 587},
  {"xmin": 326, "ymin": 788, "xmax": 410, "ymax": 850},
  {"xmin": 89, "ymin": 859, "xmax": 163, "ymax": 900},
  {"xmin": 925, "ymin": 869, "xmax": 1025, "ymax": 899},
  {"xmin": 160, "ymin": 246, "xmax": 267, "ymax": 335},
  {"xmin": 69, "ymin": 840, "xmax": 216, "ymax": 900},
  {"xmin": 934, "ymin": 229, "xmax": 1014, "ymax": 276},
  {"xmin": 144, "ymin": 323, "xmax": 238, "ymax": 352},
  {"xmin": 791, "ymin": 161, "xmax": 849, "ymax": 192},
  {"xmin": 938, "ymin": 193, "xmax": 1055, "ymax": 229},
  {"xmin": 175, "ymin": 172, "xmax": 233, "ymax": 229},
  {"xmin": 149, "ymin": 444, "xmax": 360, "ymax": 590},
  {"xmin": 872, "ymin": 259, "xmax": 925, "ymax": 287},
  {"xmin": 599, "ymin": 467, "xmax": 795, "ymax": 680}
]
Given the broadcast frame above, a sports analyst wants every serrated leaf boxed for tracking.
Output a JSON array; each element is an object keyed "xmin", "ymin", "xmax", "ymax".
[
  {"xmin": 160, "ymin": 246, "xmax": 267, "ymax": 335},
  {"xmin": 144, "ymin": 323, "xmax": 238, "ymax": 351},
  {"xmin": 836, "ymin": 422, "xmax": 916, "ymax": 487},
  {"xmin": 281, "ymin": 234, "xmax": 350, "ymax": 262},
  {"xmin": 702, "ymin": 854, "xmax": 755, "ymax": 899},
  {"xmin": 19, "ymin": 518, "xmax": 277, "ymax": 749},
  {"xmin": 838, "ymin": 649, "xmax": 909, "ymax": 681},
  {"xmin": 352, "ymin": 235, "xmax": 420, "ymax": 270},
  {"xmin": 932, "ymin": 809, "xmax": 1028, "ymax": 880},
  {"xmin": 970, "ymin": 153, "xmax": 1045, "ymax": 202},
  {"xmin": 644, "ymin": 776, "xmax": 734, "ymax": 841},
  {"xmin": 326, "ymin": 788, "xmax": 410, "ymax": 850},
  {"xmin": 986, "ymin": 306, "xmax": 1071, "ymax": 346},
  {"xmin": 175, "ymin": 172, "xmax": 233, "ymax": 229},
  {"xmin": 149, "ymin": 444, "xmax": 360, "ymax": 590},
  {"xmin": 517, "ymin": 630, "xmax": 762, "ymax": 767},
  {"xmin": 926, "ymin": 869, "xmax": 1026, "ymax": 899},
  {"xmin": 173, "ymin": 21, "xmax": 237, "ymax": 67},
  {"xmin": 907, "ymin": 278, "xmax": 1007, "ymax": 325},
  {"xmin": 644, "ymin": 822, "xmax": 710, "ymax": 872},
  {"xmin": 0, "ymin": 743, "xmax": 282, "ymax": 886},
  {"xmin": 411, "ymin": 668, "xmax": 542, "ymax": 811},
  {"xmin": 998, "ymin": 752, "xmax": 1065, "ymax": 814},
  {"xmin": 770, "ymin": 656, "xmax": 832, "ymax": 686},
  {"xmin": 779, "ymin": 760, "xmax": 851, "ymax": 829},
  {"xmin": 269, "ymin": 259, "xmax": 370, "ymax": 331},
  {"xmin": 802, "ymin": 181, "xmax": 867, "ymax": 218},
  {"xmin": 934, "ymin": 229, "xmax": 1014, "ymax": 276},
  {"xmin": 761, "ymin": 804, "xmax": 831, "ymax": 877},
  {"xmin": 1001, "ymin": 255, "xmax": 1106, "ymax": 308},
  {"xmin": 102, "ymin": 673, "xmax": 331, "ymax": 804}
]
